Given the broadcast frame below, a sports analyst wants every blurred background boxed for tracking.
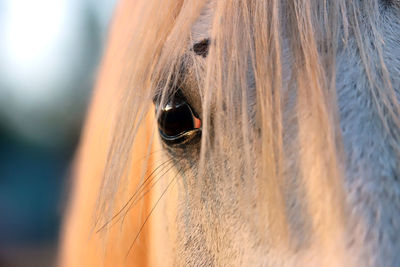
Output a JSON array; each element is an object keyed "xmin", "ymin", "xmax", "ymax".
[{"xmin": 0, "ymin": 0, "xmax": 117, "ymax": 266}]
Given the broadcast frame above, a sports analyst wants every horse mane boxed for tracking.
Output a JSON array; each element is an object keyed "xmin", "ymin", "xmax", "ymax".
[{"xmin": 93, "ymin": 0, "xmax": 400, "ymax": 261}]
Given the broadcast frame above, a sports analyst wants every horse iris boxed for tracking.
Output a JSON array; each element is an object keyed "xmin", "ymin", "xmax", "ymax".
[{"xmin": 157, "ymin": 95, "xmax": 201, "ymax": 143}]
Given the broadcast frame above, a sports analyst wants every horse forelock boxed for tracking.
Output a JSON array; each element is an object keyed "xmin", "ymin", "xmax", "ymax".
[{"xmin": 78, "ymin": 0, "xmax": 400, "ymax": 266}]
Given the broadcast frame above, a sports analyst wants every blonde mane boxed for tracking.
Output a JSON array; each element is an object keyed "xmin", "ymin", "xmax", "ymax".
[{"xmin": 60, "ymin": 0, "xmax": 400, "ymax": 266}]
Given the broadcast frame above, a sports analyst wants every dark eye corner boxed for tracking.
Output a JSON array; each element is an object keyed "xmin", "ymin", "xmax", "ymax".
[{"xmin": 154, "ymin": 90, "xmax": 201, "ymax": 145}]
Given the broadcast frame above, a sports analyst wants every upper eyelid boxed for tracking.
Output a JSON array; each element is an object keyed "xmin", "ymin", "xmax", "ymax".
[
  {"xmin": 152, "ymin": 62, "xmax": 189, "ymax": 105},
  {"xmin": 153, "ymin": 84, "xmax": 189, "ymax": 108},
  {"xmin": 152, "ymin": 84, "xmax": 165, "ymax": 105}
]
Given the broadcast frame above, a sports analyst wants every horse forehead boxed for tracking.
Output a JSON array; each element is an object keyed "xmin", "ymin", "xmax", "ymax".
[{"xmin": 191, "ymin": 2, "xmax": 214, "ymax": 44}]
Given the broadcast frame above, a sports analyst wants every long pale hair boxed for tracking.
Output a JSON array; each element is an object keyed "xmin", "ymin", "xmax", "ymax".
[{"xmin": 61, "ymin": 0, "xmax": 400, "ymax": 265}]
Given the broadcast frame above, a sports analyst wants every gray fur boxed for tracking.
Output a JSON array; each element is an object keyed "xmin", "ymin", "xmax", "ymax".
[{"xmin": 160, "ymin": 2, "xmax": 400, "ymax": 266}]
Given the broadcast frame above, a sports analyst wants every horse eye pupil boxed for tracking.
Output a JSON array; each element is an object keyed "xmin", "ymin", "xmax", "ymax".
[{"xmin": 158, "ymin": 100, "xmax": 196, "ymax": 138}]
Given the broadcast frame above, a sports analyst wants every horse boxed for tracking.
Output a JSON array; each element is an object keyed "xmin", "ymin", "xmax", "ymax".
[{"xmin": 59, "ymin": 0, "xmax": 400, "ymax": 266}]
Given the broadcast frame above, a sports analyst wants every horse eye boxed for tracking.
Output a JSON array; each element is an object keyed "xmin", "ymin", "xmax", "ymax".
[{"xmin": 157, "ymin": 95, "xmax": 201, "ymax": 144}]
